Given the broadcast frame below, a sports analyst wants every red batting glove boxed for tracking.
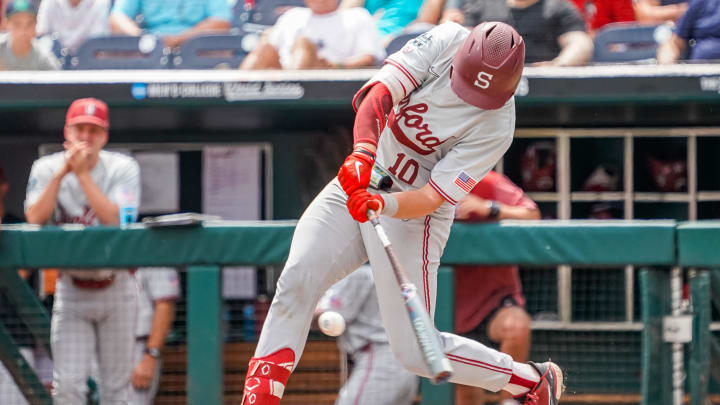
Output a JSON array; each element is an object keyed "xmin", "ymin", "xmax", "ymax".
[
  {"xmin": 346, "ymin": 190, "xmax": 384, "ymax": 222},
  {"xmin": 337, "ymin": 147, "xmax": 375, "ymax": 196}
]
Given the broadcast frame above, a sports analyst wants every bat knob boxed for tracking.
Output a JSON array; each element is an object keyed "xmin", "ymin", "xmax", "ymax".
[{"xmin": 378, "ymin": 175, "xmax": 393, "ymax": 191}]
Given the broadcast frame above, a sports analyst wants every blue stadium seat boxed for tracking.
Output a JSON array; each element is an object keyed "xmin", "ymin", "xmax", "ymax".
[
  {"xmin": 247, "ymin": 0, "xmax": 305, "ymax": 26},
  {"xmin": 37, "ymin": 34, "xmax": 69, "ymax": 69},
  {"xmin": 385, "ymin": 32, "xmax": 422, "ymax": 56},
  {"xmin": 173, "ymin": 34, "xmax": 249, "ymax": 69},
  {"xmin": 592, "ymin": 23, "xmax": 671, "ymax": 63},
  {"xmin": 69, "ymin": 35, "xmax": 170, "ymax": 69},
  {"xmin": 232, "ymin": 0, "xmax": 253, "ymax": 28}
]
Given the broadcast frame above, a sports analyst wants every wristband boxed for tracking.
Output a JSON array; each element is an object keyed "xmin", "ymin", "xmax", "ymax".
[
  {"xmin": 354, "ymin": 147, "xmax": 375, "ymax": 161},
  {"xmin": 382, "ymin": 193, "xmax": 398, "ymax": 217},
  {"xmin": 487, "ymin": 200, "xmax": 501, "ymax": 219},
  {"xmin": 144, "ymin": 347, "xmax": 161, "ymax": 359}
]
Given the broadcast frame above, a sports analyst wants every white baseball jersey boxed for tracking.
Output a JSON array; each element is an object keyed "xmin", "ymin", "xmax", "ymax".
[
  {"xmin": 356, "ymin": 22, "xmax": 515, "ymax": 217},
  {"xmin": 25, "ymin": 150, "xmax": 140, "ymax": 280},
  {"xmin": 25, "ymin": 149, "xmax": 141, "ymax": 404},
  {"xmin": 249, "ymin": 22, "xmax": 518, "ymax": 402},
  {"xmin": 135, "ymin": 268, "xmax": 180, "ymax": 337}
]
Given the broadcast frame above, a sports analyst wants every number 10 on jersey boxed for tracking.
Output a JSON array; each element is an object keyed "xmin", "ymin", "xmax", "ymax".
[{"xmin": 388, "ymin": 153, "xmax": 419, "ymax": 185}]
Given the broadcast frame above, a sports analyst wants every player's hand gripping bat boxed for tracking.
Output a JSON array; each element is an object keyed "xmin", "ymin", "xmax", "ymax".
[{"xmin": 367, "ymin": 169, "xmax": 453, "ymax": 384}]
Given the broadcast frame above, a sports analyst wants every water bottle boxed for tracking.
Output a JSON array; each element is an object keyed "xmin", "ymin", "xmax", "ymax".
[
  {"xmin": 118, "ymin": 185, "xmax": 138, "ymax": 226},
  {"xmin": 242, "ymin": 303, "xmax": 256, "ymax": 341},
  {"xmin": 119, "ymin": 205, "xmax": 138, "ymax": 226}
]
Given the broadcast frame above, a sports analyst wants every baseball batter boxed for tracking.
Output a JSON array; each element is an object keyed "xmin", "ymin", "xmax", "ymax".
[
  {"xmin": 129, "ymin": 267, "xmax": 179, "ymax": 405},
  {"xmin": 24, "ymin": 98, "xmax": 140, "ymax": 404},
  {"xmin": 316, "ymin": 264, "xmax": 418, "ymax": 405},
  {"xmin": 242, "ymin": 22, "xmax": 563, "ymax": 405}
]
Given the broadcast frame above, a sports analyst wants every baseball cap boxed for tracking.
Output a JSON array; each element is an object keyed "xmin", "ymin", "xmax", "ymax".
[
  {"xmin": 65, "ymin": 98, "xmax": 110, "ymax": 128},
  {"xmin": 5, "ymin": 0, "xmax": 38, "ymax": 16}
]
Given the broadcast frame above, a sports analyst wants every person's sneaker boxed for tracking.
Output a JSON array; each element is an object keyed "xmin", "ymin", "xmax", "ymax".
[{"xmin": 513, "ymin": 361, "xmax": 565, "ymax": 405}]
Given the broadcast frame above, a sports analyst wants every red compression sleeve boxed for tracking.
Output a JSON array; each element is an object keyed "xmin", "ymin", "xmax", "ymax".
[{"xmin": 353, "ymin": 83, "xmax": 393, "ymax": 147}]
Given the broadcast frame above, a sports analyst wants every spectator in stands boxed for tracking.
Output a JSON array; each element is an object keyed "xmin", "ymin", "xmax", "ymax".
[
  {"xmin": 130, "ymin": 268, "xmax": 179, "ymax": 405},
  {"xmin": 657, "ymin": 0, "xmax": 720, "ymax": 63},
  {"xmin": 109, "ymin": 0, "xmax": 231, "ymax": 48},
  {"xmin": 453, "ymin": 171, "xmax": 540, "ymax": 405},
  {"xmin": 240, "ymin": 0, "xmax": 385, "ymax": 69},
  {"xmin": 339, "ymin": 0, "xmax": 443, "ymax": 39},
  {"xmin": 634, "ymin": 0, "xmax": 688, "ymax": 24},
  {"xmin": 0, "ymin": 0, "xmax": 60, "ymax": 70},
  {"xmin": 315, "ymin": 264, "xmax": 418, "ymax": 405},
  {"xmin": 570, "ymin": 0, "xmax": 636, "ymax": 34},
  {"xmin": 36, "ymin": 0, "xmax": 110, "ymax": 54},
  {"xmin": 441, "ymin": 0, "xmax": 593, "ymax": 66}
]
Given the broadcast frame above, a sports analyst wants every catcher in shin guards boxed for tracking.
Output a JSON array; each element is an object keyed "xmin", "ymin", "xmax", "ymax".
[{"xmin": 242, "ymin": 22, "xmax": 564, "ymax": 405}]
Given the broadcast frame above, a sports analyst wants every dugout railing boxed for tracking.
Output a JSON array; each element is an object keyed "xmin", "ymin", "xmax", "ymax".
[{"xmin": 0, "ymin": 219, "xmax": 706, "ymax": 405}]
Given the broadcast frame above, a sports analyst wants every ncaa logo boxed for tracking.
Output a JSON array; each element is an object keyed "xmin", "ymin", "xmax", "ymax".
[{"xmin": 473, "ymin": 71, "xmax": 494, "ymax": 89}]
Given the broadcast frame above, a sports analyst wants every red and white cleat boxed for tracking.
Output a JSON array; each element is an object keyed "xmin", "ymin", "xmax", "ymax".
[{"xmin": 513, "ymin": 361, "xmax": 565, "ymax": 405}]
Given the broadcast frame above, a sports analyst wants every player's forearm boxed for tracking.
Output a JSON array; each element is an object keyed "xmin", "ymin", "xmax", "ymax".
[
  {"xmin": 441, "ymin": 8, "xmax": 465, "ymax": 24},
  {"xmin": 658, "ymin": 34, "xmax": 686, "ymax": 64},
  {"xmin": 497, "ymin": 205, "xmax": 541, "ymax": 220},
  {"xmin": 25, "ymin": 172, "xmax": 65, "ymax": 224},
  {"xmin": 554, "ymin": 32, "xmax": 593, "ymax": 66},
  {"xmin": 353, "ymin": 84, "xmax": 393, "ymax": 146},
  {"xmin": 339, "ymin": 0, "xmax": 364, "ymax": 9},
  {"xmin": 416, "ymin": 0, "xmax": 445, "ymax": 24},
  {"xmin": 634, "ymin": 2, "xmax": 686, "ymax": 23},
  {"xmin": 387, "ymin": 184, "xmax": 445, "ymax": 219},
  {"xmin": 146, "ymin": 300, "xmax": 176, "ymax": 350},
  {"xmin": 175, "ymin": 18, "xmax": 231, "ymax": 43},
  {"xmin": 109, "ymin": 13, "xmax": 143, "ymax": 36},
  {"xmin": 75, "ymin": 172, "xmax": 120, "ymax": 225},
  {"xmin": 340, "ymin": 54, "xmax": 376, "ymax": 69}
]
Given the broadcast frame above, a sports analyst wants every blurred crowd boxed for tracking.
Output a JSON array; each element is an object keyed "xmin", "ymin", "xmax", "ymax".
[{"xmin": 0, "ymin": 0, "xmax": 718, "ymax": 70}]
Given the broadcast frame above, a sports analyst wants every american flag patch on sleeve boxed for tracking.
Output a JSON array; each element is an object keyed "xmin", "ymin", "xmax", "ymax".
[{"xmin": 454, "ymin": 171, "xmax": 477, "ymax": 192}]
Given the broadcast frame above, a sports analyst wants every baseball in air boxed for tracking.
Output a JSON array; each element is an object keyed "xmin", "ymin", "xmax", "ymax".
[{"xmin": 318, "ymin": 311, "xmax": 345, "ymax": 337}]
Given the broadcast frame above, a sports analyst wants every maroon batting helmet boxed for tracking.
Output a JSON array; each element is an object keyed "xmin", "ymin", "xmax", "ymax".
[{"xmin": 450, "ymin": 22, "xmax": 525, "ymax": 110}]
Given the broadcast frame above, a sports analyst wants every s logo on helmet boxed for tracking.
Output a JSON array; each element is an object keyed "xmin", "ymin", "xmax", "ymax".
[{"xmin": 473, "ymin": 71, "xmax": 494, "ymax": 89}]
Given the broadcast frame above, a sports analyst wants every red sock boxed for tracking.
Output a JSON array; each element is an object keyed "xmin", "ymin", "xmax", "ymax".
[
  {"xmin": 509, "ymin": 373, "xmax": 538, "ymax": 389},
  {"xmin": 242, "ymin": 348, "xmax": 295, "ymax": 405}
]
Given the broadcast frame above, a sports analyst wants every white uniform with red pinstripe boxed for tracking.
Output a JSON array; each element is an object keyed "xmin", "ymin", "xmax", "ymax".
[
  {"xmin": 249, "ymin": 22, "xmax": 516, "ymax": 402},
  {"xmin": 129, "ymin": 268, "xmax": 180, "ymax": 405},
  {"xmin": 317, "ymin": 265, "xmax": 417, "ymax": 405},
  {"xmin": 25, "ymin": 150, "xmax": 140, "ymax": 405}
]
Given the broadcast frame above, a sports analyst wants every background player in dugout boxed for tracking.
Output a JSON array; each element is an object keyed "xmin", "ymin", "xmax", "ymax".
[
  {"xmin": 315, "ymin": 264, "xmax": 419, "ymax": 405},
  {"xmin": 454, "ymin": 171, "xmax": 541, "ymax": 405},
  {"xmin": 24, "ymin": 98, "xmax": 140, "ymax": 404},
  {"xmin": 241, "ymin": 21, "xmax": 563, "ymax": 405},
  {"xmin": 130, "ymin": 267, "xmax": 180, "ymax": 405}
]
